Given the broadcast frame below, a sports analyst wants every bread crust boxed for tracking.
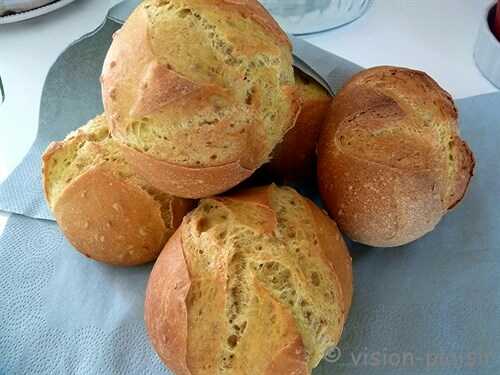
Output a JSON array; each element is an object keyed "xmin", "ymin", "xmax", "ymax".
[
  {"xmin": 241, "ymin": 280, "xmax": 308, "ymax": 375},
  {"xmin": 318, "ymin": 66, "xmax": 475, "ymax": 247},
  {"xmin": 265, "ymin": 336, "xmax": 308, "ymax": 375},
  {"xmin": 101, "ymin": 1, "xmax": 300, "ymax": 198},
  {"xmin": 447, "ymin": 138, "xmax": 475, "ymax": 209},
  {"xmin": 269, "ymin": 70, "xmax": 332, "ymax": 181},
  {"xmin": 42, "ymin": 115, "xmax": 194, "ymax": 266},
  {"xmin": 232, "ymin": 186, "xmax": 353, "ymax": 316},
  {"xmin": 53, "ymin": 165, "xmax": 168, "ymax": 266},
  {"xmin": 145, "ymin": 229, "xmax": 192, "ymax": 375},
  {"xmin": 146, "ymin": 236, "xmax": 308, "ymax": 375},
  {"xmin": 145, "ymin": 185, "xmax": 352, "ymax": 374},
  {"xmin": 305, "ymin": 199, "xmax": 353, "ymax": 315},
  {"xmin": 42, "ymin": 141, "xmax": 63, "ymax": 206},
  {"xmin": 269, "ymin": 97, "xmax": 330, "ymax": 180},
  {"xmin": 120, "ymin": 144, "xmax": 254, "ymax": 199},
  {"xmin": 223, "ymin": 186, "xmax": 278, "ymax": 234},
  {"xmin": 206, "ymin": 0, "xmax": 290, "ymax": 46}
]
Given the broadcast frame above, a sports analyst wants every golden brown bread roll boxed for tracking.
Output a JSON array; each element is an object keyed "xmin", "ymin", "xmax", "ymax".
[
  {"xmin": 101, "ymin": 0, "xmax": 300, "ymax": 199},
  {"xmin": 42, "ymin": 115, "xmax": 194, "ymax": 266},
  {"xmin": 269, "ymin": 68, "xmax": 332, "ymax": 181},
  {"xmin": 145, "ymin": 185, "xmax": 352, "ymax": 374},
  {"xmin": 318, "ymin": 66, "xmax": 475, "ymax": 247}
]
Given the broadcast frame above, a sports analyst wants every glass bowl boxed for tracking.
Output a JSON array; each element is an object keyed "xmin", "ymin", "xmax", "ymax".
[{"xmin": 260, "ymin": 0, "xmax": 372, "ymax": 35}]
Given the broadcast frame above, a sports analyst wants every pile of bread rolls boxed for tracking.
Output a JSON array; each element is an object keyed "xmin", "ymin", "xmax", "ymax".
[{"xmin": 41, "ymin": 0, "xmax": 474, "ymax": 374}]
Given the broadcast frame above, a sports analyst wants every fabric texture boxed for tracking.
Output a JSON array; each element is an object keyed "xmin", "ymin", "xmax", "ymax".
[
  {"xmin": 0, "ymin": 214, "xmax": 168, "ymax": 374},
  {"xmin": 0, "ymin": 11, "xmax": 499, "ymax": 375}
]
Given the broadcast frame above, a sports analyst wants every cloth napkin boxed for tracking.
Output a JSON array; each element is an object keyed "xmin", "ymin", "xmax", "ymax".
[{"xmin": 1, "ymin": 7, "xmax": 500, "ymax": 375}]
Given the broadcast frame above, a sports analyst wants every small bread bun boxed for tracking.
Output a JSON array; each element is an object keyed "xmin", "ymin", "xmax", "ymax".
[
  {"xmin": 269, "ymin": 68, "xmax": 332, "ymax": 181},
  {"xmin": 101, "ymin": 0, "xmax": 300, "ymax": 199},
  {"xmin": 318, "ymin": 66, "xmax": 475, "ymax": 247},
  {"xmin": 42, "ymin": 115, "xmax": 194, "ymax": 266},
  {"xmin": 145, "ymin": 185, "xmax": 352, "ymax": 375}
]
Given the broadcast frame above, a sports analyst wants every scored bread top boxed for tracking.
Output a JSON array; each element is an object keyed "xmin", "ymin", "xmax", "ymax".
[
  {"xmin": 42, "ymin": 114, "xmax": 193, "ymax": 265},
  {"xmin": 101, "ymin": 0, "xmax": 300, "ymax": 184},
  {"xmin": 145, "ymin": 185, "xmax": 353, "ymax": 374},
  {"xmin": 337, "ymin": 66, "xmax": 474, "ymax": 209},
  {"xmin": 318, "ymin": 66, "xmax": 475, "ymax": 247}
]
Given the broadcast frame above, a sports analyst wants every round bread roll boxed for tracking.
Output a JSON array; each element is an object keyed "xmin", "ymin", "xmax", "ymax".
[
  {"xmin": 145, "ymin": 184, "xmax": 352, "ymax": 375},
  {"xmin": 42, "ymin": 115, "xmax": 194, "ymax": 266},
  {"xmin": 269, "ymin": 68, "xmax": 332, "ymax": 181},
  {"xmin": 101, "ymin": 0, "xmax": 300, "ymax": 199},
  {"xmin": 318, "ymin": 66, "xmax": 475, "ymax": 247}
]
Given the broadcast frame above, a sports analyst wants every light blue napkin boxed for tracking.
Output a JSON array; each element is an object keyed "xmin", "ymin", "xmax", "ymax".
[
  {"xmin": 1, "ymin": 5, "xmax": 500, "ymax": 375},
  {"xmin": 0, "ymin": 214, "xmax": 168, "ymax": 374}
]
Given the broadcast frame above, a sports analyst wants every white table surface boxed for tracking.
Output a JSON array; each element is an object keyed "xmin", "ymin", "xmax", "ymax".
[{"xmin": 0, "ymin": 0, "xmax": 498, "ymax": 235}]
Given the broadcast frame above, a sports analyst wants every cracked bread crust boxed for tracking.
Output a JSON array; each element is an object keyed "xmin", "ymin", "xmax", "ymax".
[
  {"xmin": 42, "ymin": 114, "xmax": 194, "ymax": 266},
  {"xmin": 318, "ymin": 66, "xmax": 475, "ymax": 247},
  {"xmin": 145, "ymin": 185, "xmax": 353, "ymax": 374},
  {"xmin": 101, "ymin": 0, "xmax": 300, "ymax": 198}
]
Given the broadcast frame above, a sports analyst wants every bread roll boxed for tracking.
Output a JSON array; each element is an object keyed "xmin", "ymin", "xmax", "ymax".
[
  {"xmin": 145, "ymin": 184, "xmax": 352, "ymax": 375},
  {"xmin": 269, "ymin": 68, "xmax": 332, "ymax": 181},
  {"xmin": 318, "ymin": 66, "xmax": 475, "ymax": 247},
  {"xmin": 101, "ymin": 0, "xmax": 300, "ymax": 199},
  {"xmin": 42, "ymin": 115, "xmax": 194, "ymax": 266}
]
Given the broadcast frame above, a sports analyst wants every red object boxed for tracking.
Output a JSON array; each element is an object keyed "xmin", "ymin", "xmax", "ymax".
[{"xmin": 495, "ymin": 1, "xmax": 500, "ymax": 40}]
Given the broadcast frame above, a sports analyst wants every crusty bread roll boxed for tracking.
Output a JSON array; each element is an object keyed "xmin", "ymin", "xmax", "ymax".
[
  {"xmin": 269, "ymin": 68, "xmax": 332, "ymax": 181},
  {"xmin": 42, "ymin": 115, "xmax": 194, "ymax": 266},
  {"xmin": 145, "ymin": 184, "xmax": 352, "ymax": 375},
  {"xmin": 318, "ymin": 66, "xmax": 475, "ymax": 247},
  {"xmin": 101, "ymin": 0, "xmax": 300, "ymax": 199}
]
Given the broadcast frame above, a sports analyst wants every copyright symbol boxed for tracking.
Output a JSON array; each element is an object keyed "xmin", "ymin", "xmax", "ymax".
[{"xmin": 325, "ymin": 347, "xmax": 342, "ymax": 363}]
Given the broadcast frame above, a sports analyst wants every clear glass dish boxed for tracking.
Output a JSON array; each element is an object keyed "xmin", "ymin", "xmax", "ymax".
[{"xmin": 260, "ymin": 0, "xmax": 373, "ymax": 35}]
